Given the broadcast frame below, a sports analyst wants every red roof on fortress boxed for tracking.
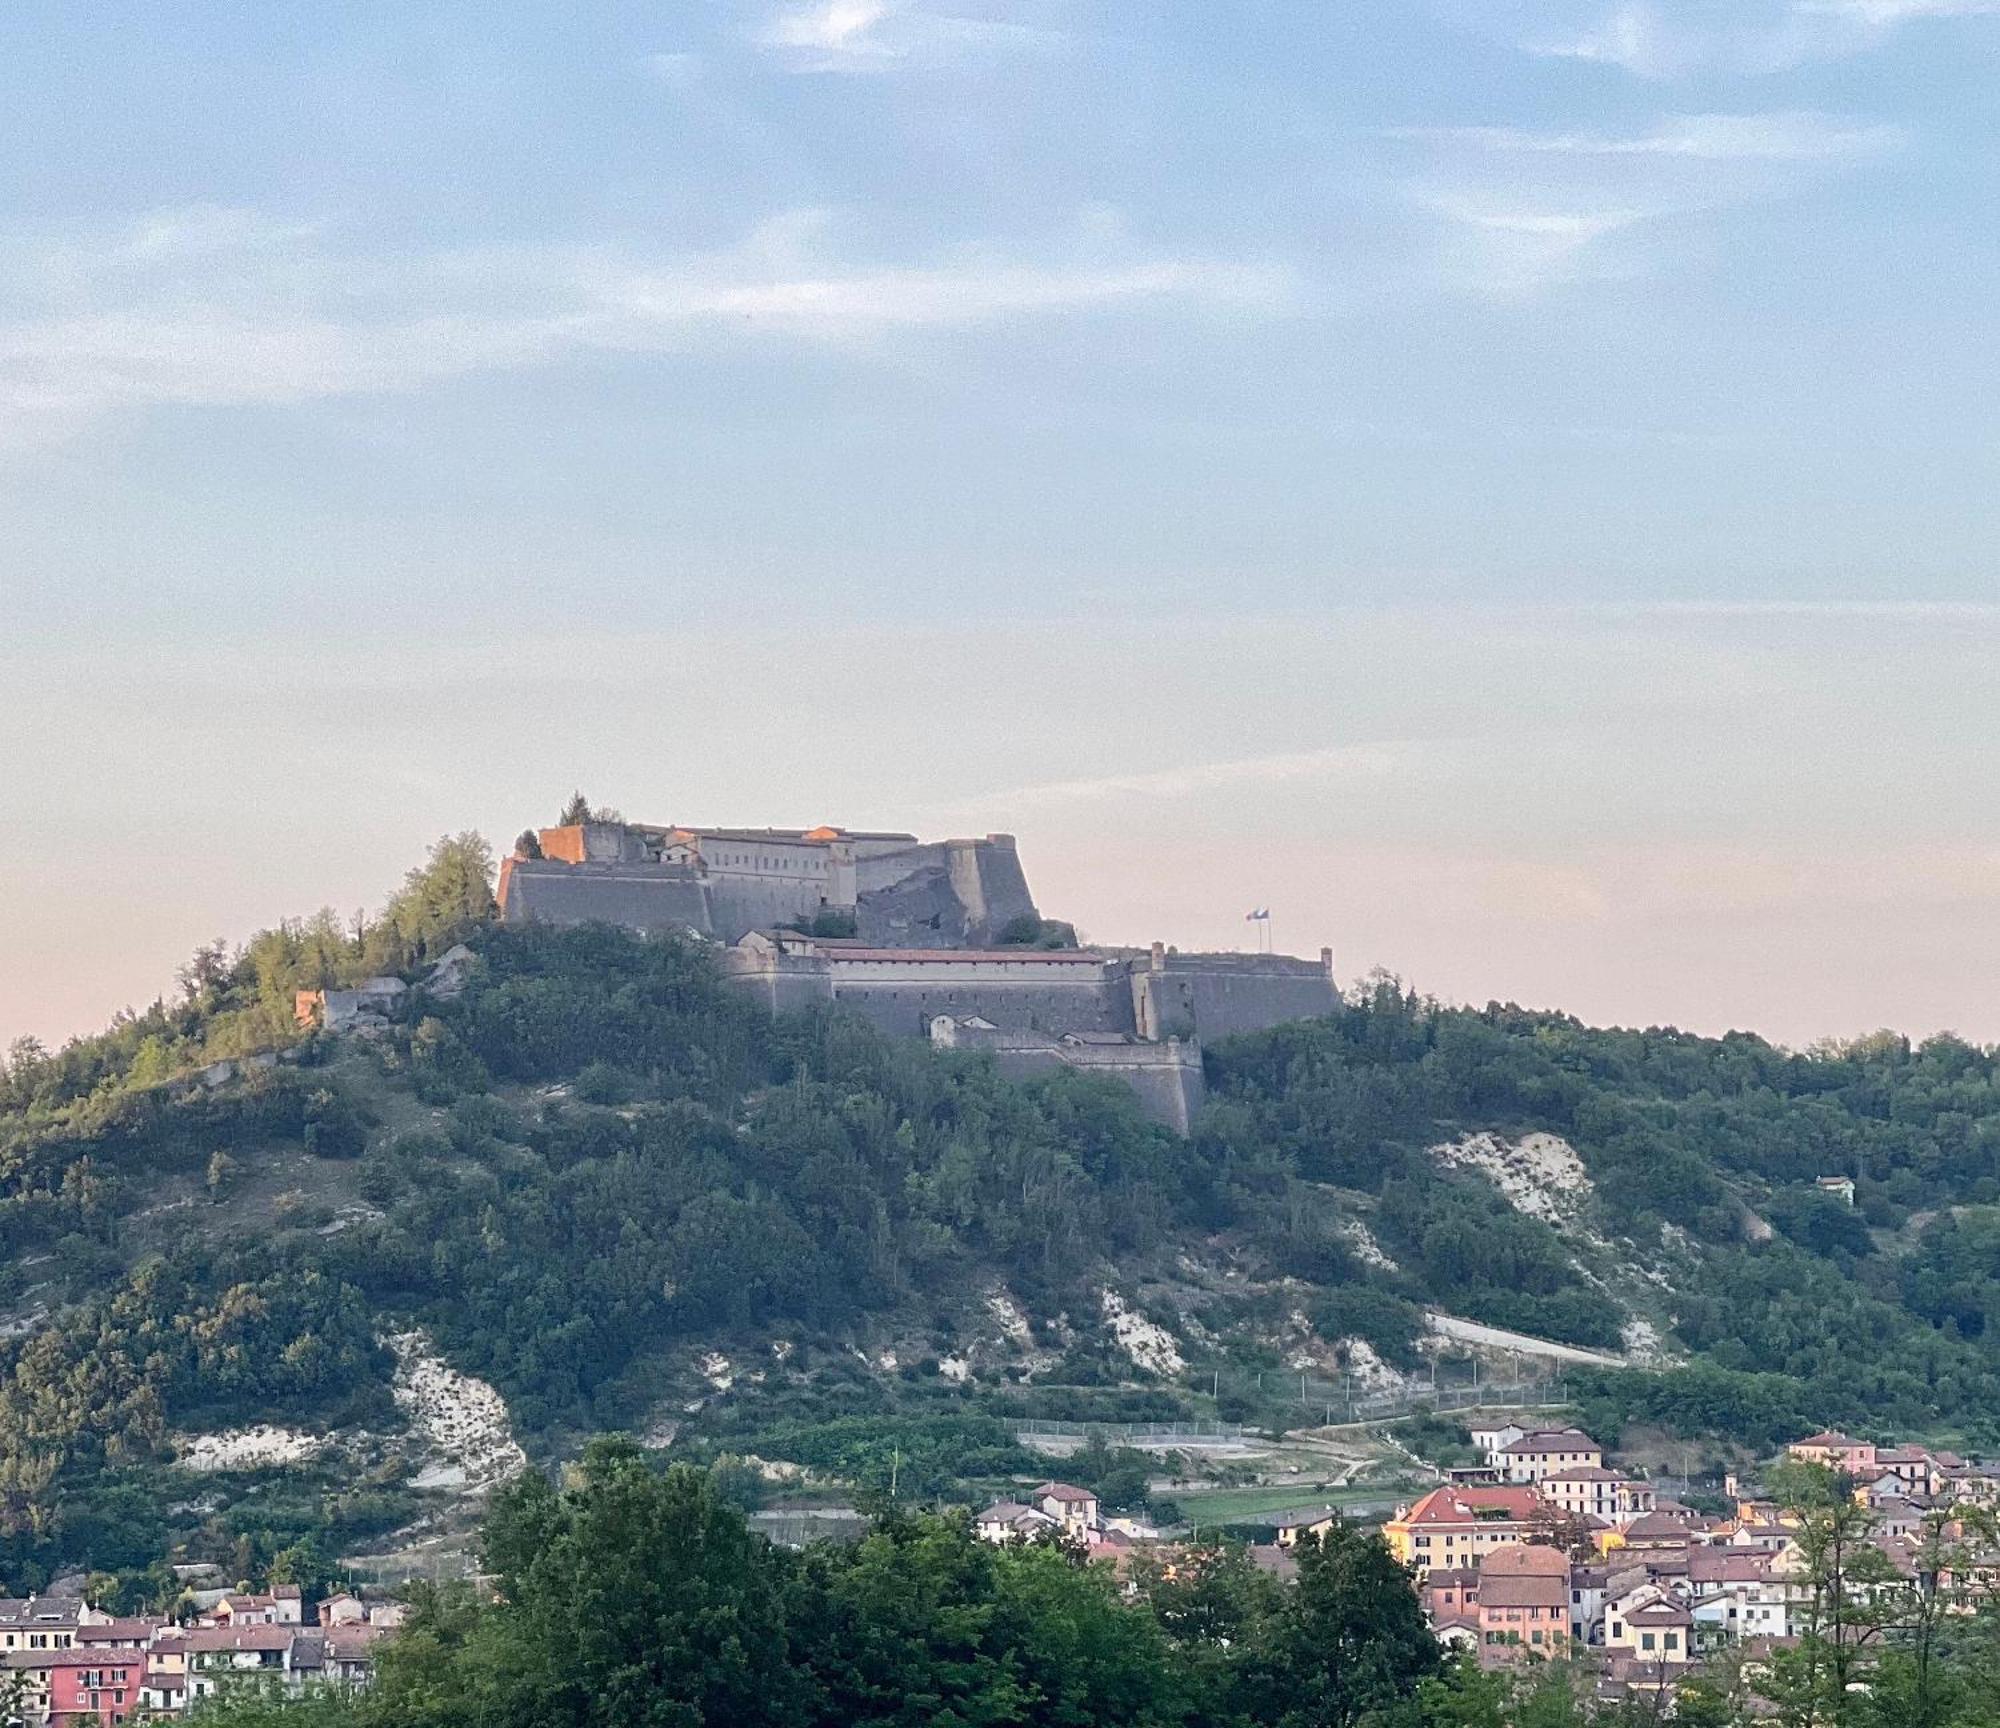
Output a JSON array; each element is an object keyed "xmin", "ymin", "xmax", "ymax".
[{"xmin": 827, "ymin": 948, "xmax": 1106, "ymax": 965}]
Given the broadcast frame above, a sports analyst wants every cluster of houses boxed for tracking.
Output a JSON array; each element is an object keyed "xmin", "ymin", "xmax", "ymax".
[
  {"xmin": 976, "ymin": 1423, "xmax": 2000, "ymax": 1710},
  {"xmin": 1377, "ymin": 1423, "xmax": 2000, "ymax": 1707},
  {"xmin": 0, "ymin": 1586, "xmax": 401, "ymax": 1726},
  {"xmin": 973, "ymin": 1481, "xmax": 1161, "ymax": 1554}
]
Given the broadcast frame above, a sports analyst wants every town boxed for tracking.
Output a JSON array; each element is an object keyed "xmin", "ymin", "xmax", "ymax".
[
  {"xmin": 5, "ymin": 1419, "xmax": 1989, "ymax": 1722},
  {"xmin": 966, "ymin": 1423, "xmax": 2000, "ymax": 1716},
  {"xmin": 0, "ymin": 1584, "xmax": 396, "ymax": 1723}
]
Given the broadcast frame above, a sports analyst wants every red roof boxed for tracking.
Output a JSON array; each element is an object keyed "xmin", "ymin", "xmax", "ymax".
[
  {"xmin": 1035, "ymin": 1482, "xmax": 1097, "ymax": 1504},
  {"xmin": 1481, "ymin": 1543, "xmax": 1571, "ymax": 1577},
  {"xmin": 1400, "ymin": 1486, "xmax": 1548, "ymax": 1527},
  {"xmin": 184, "ymin": 1626, "xmax": 294, "ymax": 1654}
]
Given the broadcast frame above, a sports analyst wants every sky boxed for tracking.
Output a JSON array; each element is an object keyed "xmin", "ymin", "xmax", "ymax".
[{"xmin": 2, "ymin": 0, "xmax": 1997, "ymax": 1051}]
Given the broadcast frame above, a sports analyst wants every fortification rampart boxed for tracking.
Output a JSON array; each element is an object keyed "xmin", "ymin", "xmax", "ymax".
[
  {"xmin": 721, "ymin": 938, "xmax": 1129, "ymax": 1040},
  {"xmin": 1126, "ymin": 943, "xmax": 1338, "ymax": 1041},
  {"xmin": 498, "ymin": 857, "xmax": 715, "ymax": 939},
  {"xmin": 929, "ymin": 1017, "xmax": 1206, "ymax": 1135}
]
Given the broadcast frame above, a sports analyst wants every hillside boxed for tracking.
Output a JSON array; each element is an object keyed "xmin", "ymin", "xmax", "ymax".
[{"xmin": 4, "ymin": 836, "xmax": 2000, "ymax": 1595}]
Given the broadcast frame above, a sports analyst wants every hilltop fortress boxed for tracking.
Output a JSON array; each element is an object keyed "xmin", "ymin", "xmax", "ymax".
[{"xmin": 498, "ymin": 819, "xmax": 1337, "ymax": 1132}]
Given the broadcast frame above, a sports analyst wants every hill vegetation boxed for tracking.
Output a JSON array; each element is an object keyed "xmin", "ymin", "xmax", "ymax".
[{"xmin": 3, "ymin": 834, "xmax": 2000, "ymax": 1592}]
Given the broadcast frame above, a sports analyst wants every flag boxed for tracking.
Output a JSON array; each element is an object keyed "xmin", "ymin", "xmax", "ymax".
[{"xmin": 1245, "ymin": 908, "xmax": 1270, "ymax": 922}]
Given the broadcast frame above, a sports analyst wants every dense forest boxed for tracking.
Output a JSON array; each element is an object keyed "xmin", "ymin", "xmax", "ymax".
[
  {"xmin": 4, "ymin": 832, "xmax": 2000, "ymax": 1588},
  {"xmin": 192, "ymin": 1442, "xmax": 2000, "ymax": 1728}
]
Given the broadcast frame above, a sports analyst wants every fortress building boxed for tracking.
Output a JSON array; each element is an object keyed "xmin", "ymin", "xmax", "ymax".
[
  {"xmin": 496, "ymin": 817, "xmax": 1338, "ymax": 1131},
  {"xmin": 498, "ymin": 821, "xmax": 1036, "ymax": 948}
]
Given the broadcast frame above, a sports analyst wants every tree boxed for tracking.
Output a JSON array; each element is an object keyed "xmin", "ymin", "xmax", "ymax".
[
  {"xmin": 206, "ymin": 1149, "xmax": 239, "ymax": 1201},
  {"xmin": 514, "ymin": 829, "xmax": 544, "ymax": 859},
  {"xmin": 1245, "ymin": 1522, "xmax": 1439, "ymax": 1728},
  {"xmin": 452, "ymin": 1437, "xmax": 809, "ymax": 1728},
  {"xmin": 375, "ymin": 833, "xmax": 497, "ymax": 966},
  {"xmin": 559, "ymin": 791, "xmax": 592, "ymax": 826},
  {"xmin": 176, "ymin": 939, "xmax": 234, "ymax": 1006},
  {"xmin": 1761, "ymin": 1460, "xmax": 1902, "ymax": 1728}
]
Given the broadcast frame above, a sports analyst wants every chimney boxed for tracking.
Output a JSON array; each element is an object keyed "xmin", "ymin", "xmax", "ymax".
[
  {"xmin": 1321, "ymin": 946, "xmax": 1335, "ymax": 978},
  {"xmin": 1149, "ymin": 940, "xmax": 1166, "ymax": 970}
]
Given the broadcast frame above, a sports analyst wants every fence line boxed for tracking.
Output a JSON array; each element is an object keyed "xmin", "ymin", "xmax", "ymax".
[
  {"xmin": 1010, "ymin": 1419, "xmax": 1248, "ymax": 1443},
  {"xmin": 1008, "ymin": 1380, "xmax": 1574, "ymax": 1443}
]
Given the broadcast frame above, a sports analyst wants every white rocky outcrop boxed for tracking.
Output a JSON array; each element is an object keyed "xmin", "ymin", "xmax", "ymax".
[
  {"xmin": 178, "ymin": 1426, "xmax": 326, "ymax": 1472},
  {"xmin": 1338, "ymin": 1219, "xmax": 1400, "ymax": 1271},
  {"xmin": 987, "ymin": 1289, "xmax": 1034, "ymax": 1348},
  {"xmin": 386, "ymin": 1331, "xmax": 526, "ymax": 1492},
  {"xmin": 1101, "ymin": 1289, "xmax": 1185, "ymax": 1377},
  {"xmin": 1431, "ymin": 1131, "xmax": 1594, "ymax": 1228},
  {"xmin": 1337, "ymin": 1338, "xmax": 1405, "ymax": 1394}
]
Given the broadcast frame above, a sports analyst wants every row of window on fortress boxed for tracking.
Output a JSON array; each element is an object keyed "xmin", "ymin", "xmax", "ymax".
[{"xmin": 717, "ymin": 852, "xmax": 817, "ymax": 873}]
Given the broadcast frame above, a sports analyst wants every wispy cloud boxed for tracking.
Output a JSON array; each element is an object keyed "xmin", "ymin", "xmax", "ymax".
[
  {"xmin": 753, "ymin": 0, "xmax": 1064, "ymax": 71},
  {"xmin": 1415, "ymin": 196, "xmax": 1659, "ymax": 295},
  {"xmin": 973, "ymin": 741, "xmax": 1434, "ymax": 808},
  {"xmin": 1533, "ymin": 0, "xmax": 2000, "ymax": 77},
  {"xmin": 1800, "ymin": 0, "xmax": 2000, "ymax": 22},
  {"xmin": 1395, "ymin": 105, "xmax": 1901, "ymax": 295},
  {"xmin": 1394, "ymin": 112, "xmax": 1903, "ymax": 161},
  {"xmin": 0, "ymin": 207, "xmax": 1290, "ymax": 442},
  {"xmin": 762, "ymin": 0, "xmax": 894, "ymax": 55}
]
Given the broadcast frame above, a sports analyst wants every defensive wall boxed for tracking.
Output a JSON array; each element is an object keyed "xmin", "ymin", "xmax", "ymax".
[
  {"xmin": 719, "ymin": 935, "xmax": 1126, "ymax": 1038},
  {"xmin": 929, "ymin": 1017, "xmax": 1206, "ymax": 1135},
  {"xmin": 715, "ymin": 932, "xmax": 1338, "ymax": 1048},
  {"xmin": 496, "ymin": 857, "xmax": 715, "ymax": 940},
  {"xmin": 1127, "ymin": 945, "xmax": 1339, "ymax": 1041}
]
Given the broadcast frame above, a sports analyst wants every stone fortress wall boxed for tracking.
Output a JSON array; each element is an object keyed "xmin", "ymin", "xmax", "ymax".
[
  {"xmin": 496, "ymin": 816, "xmax": 1338, "ymax": 1131},
  {"xmin": 928, "ymin": 1018, "xmax": 1207, "ymax": 1137},
  {"xmin": 499, "ymin": 821, "xmax": 1036, "ymax": 948}
]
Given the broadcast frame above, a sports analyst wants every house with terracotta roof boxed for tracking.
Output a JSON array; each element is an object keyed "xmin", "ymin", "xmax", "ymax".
[
  {"xmin": 1474, "ymin": 1544, "xmax": 1572, "ymax": 1667},
  {"xmin": 1599, "ymin": 1511, "xmax": 1695, "ymax": 1558},
  {"xmin": 1420, "ymin": 1566, "xmax": 1481, "ymax": 1629},
  {"xmin": 1874, "ymin": 1445, "xmax": 1946, "ymax": 1496},
  {"xmin": 1604, "ymin": 1584, "xmax": 1694, "ymax": 1666},
  {"xmin": 74, "ymin": 1619, "xmax": 168, "ymax": 1653},
  {"xmin": 1270, "ymin": 1506, "xmax": 1341, "ymax": 1549},
  {"xmin": 0, "ymin": 1595, "xmax": 96, "ymax": 1654},
  {"xmin": 1032, "ymin": 1482, "xmax": 1100, "ymax": 1537},
  {"xmin": 1384, "ymin": 1485, "xmax": 1552, "ymax": 1580},
  {"xmin": 183, "ymin": 1624, "xmax": 298, "ymax": 1703},
  {"xmin": 40, "ymin": 1648, "xmax": 141, "ymax": 1726},
  {"xmin": 1788, "ymin": 1431, "xmax": 1878, "ymax": 1473},
  {"xmin": 975, "ymin": 1500, "xmax": 1059, "ymax": 1543},
  {"xmin": 1499, "ymin": 1430, "xmax": 1604, "ymax": 1484},
  {"xmin": 1540, "ymin": 1467, "xmax": 1655, "ymax": 1522}
]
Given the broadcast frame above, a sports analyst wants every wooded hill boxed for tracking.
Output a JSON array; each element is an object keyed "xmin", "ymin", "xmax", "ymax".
[{"xmin": 4, "ymin": 833, "xmax": 2000, "ymax": 1591}]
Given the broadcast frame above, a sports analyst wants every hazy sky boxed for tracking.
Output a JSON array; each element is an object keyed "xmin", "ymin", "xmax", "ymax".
[{"xmin": 3, "ymin": 2, "xmax": 1997, "ymax": 1051}]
